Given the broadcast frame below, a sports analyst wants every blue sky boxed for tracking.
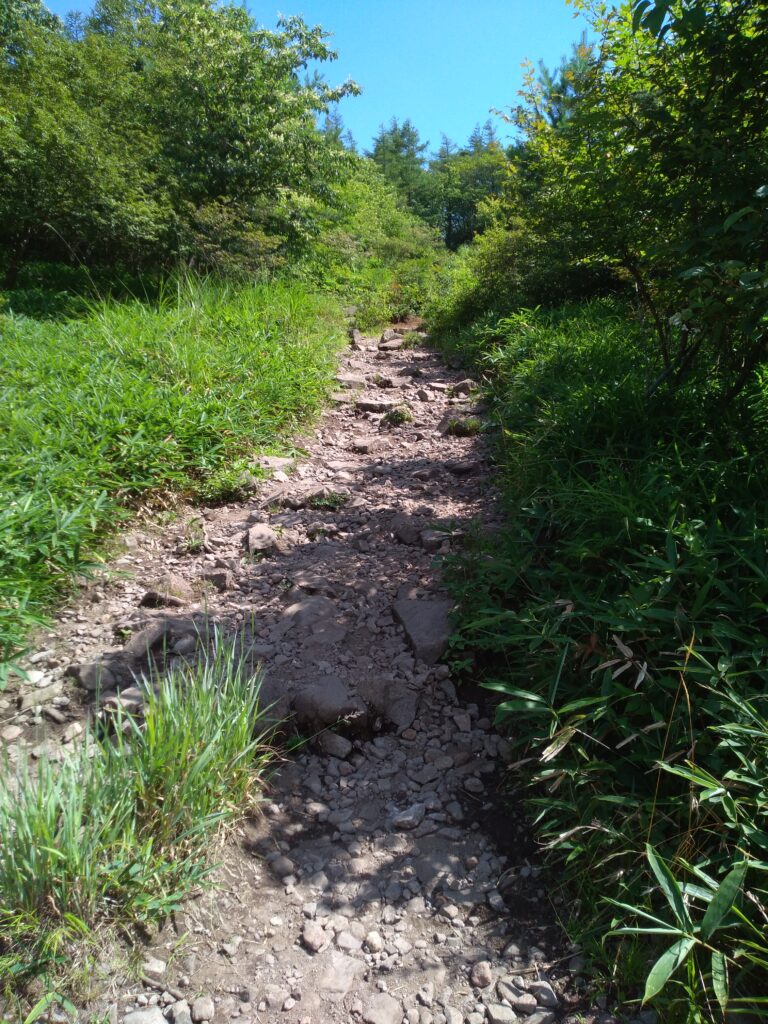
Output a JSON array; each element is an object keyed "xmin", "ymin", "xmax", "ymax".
[{"xmin": 44, "ymin": 0, "xmax": 589, "ymax": 154}]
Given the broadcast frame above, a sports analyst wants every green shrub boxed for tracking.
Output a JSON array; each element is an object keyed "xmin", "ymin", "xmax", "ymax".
[
  {"xmin": 0, "ymin": 633, "xmax": 271, "ymax": 994},
  {"xmin": 440, "ymin": 300, "xmax": 768, "ymax": 1019}
]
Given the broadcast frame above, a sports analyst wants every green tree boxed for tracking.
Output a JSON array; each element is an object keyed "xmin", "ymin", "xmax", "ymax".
[
  {"xmin": 0, "ymin": 0, "xmax": 360, "ymax": 281},
  {"xmin": 366, "ymin": 118, "xmax": 436, "ymax": 218}
]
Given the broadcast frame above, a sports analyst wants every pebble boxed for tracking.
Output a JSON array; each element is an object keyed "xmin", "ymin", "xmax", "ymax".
[{"xmin": 470, "ymin": 960, "xmax": 493, "ymax": 988}]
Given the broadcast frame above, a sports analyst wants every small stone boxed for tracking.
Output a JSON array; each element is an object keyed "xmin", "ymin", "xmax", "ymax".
[
  {"xmin": 1, "ymin": 725, "xmax": 23, "ymax": 742},
  {"xmin": 142, "ymin": 956, "xmax": 166, "ymax": 979},
  {"xmin": 529, "ymin": 981, "xmax": 558, "ymax": 1008},
  {"xmin": 271, "ymin": 855, "xmax": 295, "ymax": 878},
  {"xmin": 167, "ymin": 1002, "xmax": 192, "ymax": 1024},
  {"xmin": 191, "ymin": 996, "xmax": 215, "ymax": 1022},
  {"xmin": 365, "ymin": 930, "xmax": 385, "ymax": 953},
  {"xmin": 470, "ymin": 960, "xmax": 493, "ymax": 988},
  {"xmin": 302, "ymin": 921, "xmax": 326, "ymax": 953},
  {"xmin": 393, "ymin": 802, "xmax": 425, "ymax": 830}
]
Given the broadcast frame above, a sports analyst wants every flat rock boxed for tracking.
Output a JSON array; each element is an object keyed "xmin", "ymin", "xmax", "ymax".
[
  {"xmin": 17, "ymin": 681, "xmax": 62, "ymax": 710},
  {"xmin": 246, "ymin": 523, "xmax": 279, "ymax": 554},
  {"xmin": 486, "ymin": 1006, "xmax": 518, "ymax": 1024},
  {"xmin": 393, "ymin": 597, "xmax": 453, "ymax": 664},
  {"xmin": 257, "ymin": 455, "xmax": 294, "ymax": 472},
  {"xmin": 124, "ymin": 1010, "xmax": 166, "ymax": 1024},
  {"xmin": 363, "ymin": 993, "xmax": 402, "ymax": 1024},
  {"xmin": 140, "ymin": 572, "xmax": 195, "ymax": 607},
  {"xmin": 319, "ymin": 951, "xmax": 363, "ymax": 1000},
  {"xmin": 356, "ymin": 396, "xmax": 400, "ymax": 413}
]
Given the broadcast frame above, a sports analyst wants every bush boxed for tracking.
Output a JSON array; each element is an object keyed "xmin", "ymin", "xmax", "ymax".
[
  {"xmin": 440, "ymin": 300, "xmax": 768, "ymax": 1019},
  {"xmin": 299, "ymin": 157, "xmax": 444, "ymax": 329}
]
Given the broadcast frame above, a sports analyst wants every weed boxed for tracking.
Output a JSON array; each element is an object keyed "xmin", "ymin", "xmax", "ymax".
[
  {"xmin": 381, "ymin": 406, "xmax": 413, "ymax": 428},
  {"xmin": 0, "ymin": 632, "xmax": 272, "ymax": 999},
  {"xmin": 437, "ymin": 299, "xmax": 768, "ymax": 1019},
  {"xmin": 305, "ymin": 491, "xmax": 348, "ymax": 512}
]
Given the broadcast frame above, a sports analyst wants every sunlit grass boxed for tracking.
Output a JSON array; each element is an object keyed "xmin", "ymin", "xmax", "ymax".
[{"xmin": 0, "ymin": 276, "xmax": 343, "ymax": 673}]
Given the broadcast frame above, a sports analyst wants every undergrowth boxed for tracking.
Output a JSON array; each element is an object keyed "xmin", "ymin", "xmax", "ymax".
[
  {"xmin": 0, "ymin": 275, "xmax": 343, "ymax": 675},
  {"xmin": 437, "ymin": 299, "xmax": 768, "ymax": 1021},
  {"xmin": 0, "ymin": 633, "xmax": 271, "ymax": 1005}
]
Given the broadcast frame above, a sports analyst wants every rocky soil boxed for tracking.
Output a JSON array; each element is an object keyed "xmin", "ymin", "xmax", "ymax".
[{"xmin": 1, "ymin": 327, "xmax": 635, "ymax": 1024}]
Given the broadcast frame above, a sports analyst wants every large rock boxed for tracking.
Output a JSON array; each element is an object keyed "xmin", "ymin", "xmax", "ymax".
[
  {"xmin": 393, "ymin": 597, "xmax": 453, "ymax": 665},
  {"xmin": 355, "ymin": 396, "xmax": 401, "ymax": 414},
  {"xmin": 65, "ymin": 661, "xmax": 116, "ymax": 692},
  {"xmin": 246, "ymin": 523, "xmax": 278, "ymax": 555},
  {"xmin": 293, "ymin": 675, "xmax": 365, "ymax": 729},
  {"xmin": 363, "ymin": 993, "xmax": 402, "ymax": 1024},
  {"xmin": 390, "ymin": 511, "xmax": 425, "ymax": 546},
  {"xmin": 140, "ymin": 572, "xmax": 195, "ymax": 608},
  {"xmin": 357, "ymin": 675, "xmax": 419, "ymax": 729},
  {"xmin": 319, "ymin": 951, "xmax": 362, "ymax": 1001}
]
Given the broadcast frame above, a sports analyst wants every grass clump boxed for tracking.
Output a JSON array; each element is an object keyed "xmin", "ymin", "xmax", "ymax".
[
  {"xmin": 0, "ymin": 276, "xmax": 343, "ymax": 674},
  {"xmin": 438, "ymin": 299, "xmax": 768, "ymax": 1020},
  {"xmin": 0, "ymin": 633, "xmax": 271, "ymax": 1000},
  {"xmin": 381, "ymin": 406, "xmax": 413, "ymax": 428},
  {"xmin": 443, "ymin": 415, "xmax": 482, "ymax": 437}
]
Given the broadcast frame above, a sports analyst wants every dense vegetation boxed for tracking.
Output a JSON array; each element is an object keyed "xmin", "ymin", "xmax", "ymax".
[
  {"xmin": 425, "ymin": 2, "xmax": 768, "ymax": 1021},
  {"xmin": 2, "ymin": 0, "xmax": 767, "ymax": 1019}
]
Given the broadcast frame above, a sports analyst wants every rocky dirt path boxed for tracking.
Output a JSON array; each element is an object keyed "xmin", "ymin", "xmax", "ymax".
[{"xmin": 1, "ymin": 328, "xmax": 606, "ymax": 1024}]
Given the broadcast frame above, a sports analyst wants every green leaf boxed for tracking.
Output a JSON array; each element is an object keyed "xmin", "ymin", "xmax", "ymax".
[
  {"xmin": 643, "ymin": 936, "xmax": 696, "ymax": 1003},
  {"xmin": 632, "ymin": 1, "xmax": 652, "ymax": 34},
  {"xmin": 723, "ymin": 207, "xmax": 756, "ymax": 232},
  {"xmin": 646, "ymin": 844, "xmax": 692, "ymax": 930},
  {"xmin": 700, "ymin": 861, "xmax": 747, "ymax": 941},
  {"xmin": 711, "ymin": 950, "xmax": 729, "ymax": 1013}
]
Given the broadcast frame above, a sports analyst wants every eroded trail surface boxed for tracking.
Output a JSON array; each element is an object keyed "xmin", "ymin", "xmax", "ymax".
[{"xmin": 3, "ymin": 330, "xmax": 598, "ymax": 1024}]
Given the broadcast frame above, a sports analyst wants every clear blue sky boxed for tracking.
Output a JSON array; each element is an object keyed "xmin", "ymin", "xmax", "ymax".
[{"xmin": 44, "ymin": 0, "xmax": 589, "ymax": 154}]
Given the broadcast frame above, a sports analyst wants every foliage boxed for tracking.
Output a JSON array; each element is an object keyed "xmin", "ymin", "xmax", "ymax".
[
  {"xmin": 0, "ymin": 276, "xmax": 342, "ymax": 673},
  {"xmin": 0, "ymin": 632, "xmax": 272, "ymax": 995},
  {"xmin": 439, "ymin": 301, "xmax": 768, "ymax": 1019},
  {"xmin": 428, "ymin": 124, "xmax": 508, "ymax": 250},
  {"xmin": 299, "ymin": 156, "xmax": 443, "ymax": 329},
  {"xmin": 0, "ymin": 0, "xmax": 357, "ymax": 281},
  {"xmin": 366, "ymin": 118, "xmax": 436, "ymax": 221},
  {"xmin": 490, "ymin": 0, "xmax": 768, "ymax": 397}
]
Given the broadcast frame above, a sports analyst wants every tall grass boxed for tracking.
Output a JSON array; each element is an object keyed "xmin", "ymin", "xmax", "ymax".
[
  {"xmin": 0, "ymin": 633, "xmax": 271, "ymax": 993},
  {"xmin": 0, "ymin": 276, "xmax": 343, "ymax": 673},
  {"xmin": 436, "ymin": 300, "xmax": 768, "ymax": 1021}
]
